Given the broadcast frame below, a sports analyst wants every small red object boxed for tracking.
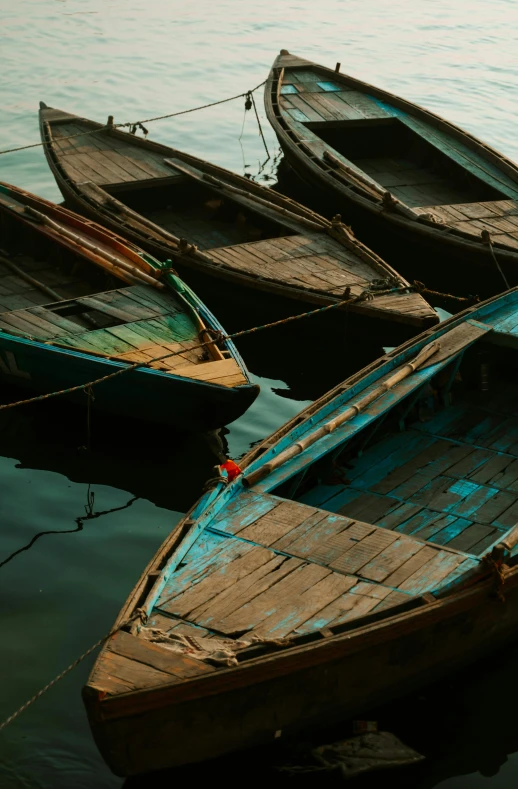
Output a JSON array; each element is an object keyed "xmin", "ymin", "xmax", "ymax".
[{"xmin": 221, "ymin": 459, "xmax": 242, "ymax": 482}]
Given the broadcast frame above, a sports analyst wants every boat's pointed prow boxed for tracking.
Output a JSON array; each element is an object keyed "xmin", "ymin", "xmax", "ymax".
[{"xmin": 273, "ymin": 49, "xmax": 313, "ymax": 70}]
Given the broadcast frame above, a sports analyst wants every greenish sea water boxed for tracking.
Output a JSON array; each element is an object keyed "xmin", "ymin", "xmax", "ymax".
[{"xmin": 1, "ymin": 1, "xmax": 518, "ymax": 787}]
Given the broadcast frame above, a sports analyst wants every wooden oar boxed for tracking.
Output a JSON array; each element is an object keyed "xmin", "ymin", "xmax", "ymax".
[
  {"xmin": 23, "ymin": 206, "xmax": 165, "ymax": 289},
  {"xmin": 0, "ymin": 251, "xmax": 64, "ymax": 302},
  {"xmin": 79, "ymin": 181, "xmax": 183, "ymax": 248},
  {"xmin": 243, "ymin": 339, "xmax": 441, "ymax": 487},
  {"xmin": 0, "ymin": 250, "xmax": 101, "ymax": 328}
]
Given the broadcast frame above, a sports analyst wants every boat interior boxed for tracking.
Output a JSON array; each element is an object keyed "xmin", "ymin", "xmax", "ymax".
[
  {"xmin": 47, "ymin": 116, "xmax": 294, "ymax": 251},
  {"xmin": 307, "ymin": 118, "xmax": 506, "ymax": 208},
  {"xmin": 276, "ymin": 340, "xmax": 518, "ymax": 559},
  {"xmin": 111, "ymin": 175, "xmax": 294, "ymax": 251},
  {"xmin": 0, "ymin": 200, "xmax": 117, "ymax": 319},
  {"xmin": 277, "ymin": 65, "xmax": 518, "ymax": 248},
  {"xmin": 0, "ymin": 192, "xmax": 247, "ymax": 386}
]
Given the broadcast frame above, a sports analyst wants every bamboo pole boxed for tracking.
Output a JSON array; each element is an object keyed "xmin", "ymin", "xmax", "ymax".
[
  {"xmin": 23, "ymin": 206, "xmax": 165, "ymax": 289},
  {"xmin": 243, "ymin": 339, "xmax": 440, "ymax": 487}
]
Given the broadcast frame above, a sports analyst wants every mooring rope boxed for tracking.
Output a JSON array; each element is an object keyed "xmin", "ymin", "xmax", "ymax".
[
  {"xmin": 481, "ymin": 229, "xmax": 510, "ymax": 290},
  {"xmin": 413, "ymin": 281, "xmax": 479, "ymax": 304},
  {"xmin": 0, "ymin": 277, "xmax": 476, "ymax": 414},
  {"xmin": 0, "ymin": 80, "xmax": 267, "ymax": 157},
  {"xmin": 0, "ymin": 607, "xmax": 148, "ymax": 732},
  {"xmin": 0, "ymin": 289, "xmax": 385, "ymax": 413}
]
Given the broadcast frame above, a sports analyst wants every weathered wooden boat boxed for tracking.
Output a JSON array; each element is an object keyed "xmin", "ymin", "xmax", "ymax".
[
  {"xmin": 265, "ymin": 51, "xmax": 518, "ymax": 285},
  {"xmin": 0, "ymin": 182, "xmax": 258, "ymax": 430},
  {"xmin": 84, "ymin": 285, "xmax": 518, "ymax": 775},
  {"xmin": 38, "ymin": 102, "xmax": 437, "ymax": 330}
]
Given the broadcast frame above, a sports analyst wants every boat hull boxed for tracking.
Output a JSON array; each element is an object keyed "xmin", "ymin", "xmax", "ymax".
[
  {"xmin": 84, "ymin": 569, "xmax": 518, "ymax": 775},
  {"xmin": 40, "ymin": 120, "xmax": 436, "ymax": 331},
  {"xmin": 0, "ymin": 333, "xmax": 258, "ymax": 431},
  {"xmin": 264, "ymin": 54, "xmax": 518, "ymax": 291}
]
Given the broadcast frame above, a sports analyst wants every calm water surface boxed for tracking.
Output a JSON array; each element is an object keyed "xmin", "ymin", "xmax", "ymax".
[{"xmin": 1, "ymin": 1, "xmax": 518, "ymax": 786}]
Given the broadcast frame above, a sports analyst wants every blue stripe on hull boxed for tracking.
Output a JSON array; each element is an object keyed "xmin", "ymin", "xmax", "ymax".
[{"xmin": 0, "ymin": 334, "xmax": 258, "ymax": 431}]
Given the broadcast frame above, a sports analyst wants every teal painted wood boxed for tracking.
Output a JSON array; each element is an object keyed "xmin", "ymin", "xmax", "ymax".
[
  {"xmin": 134, "ymin": 290, "xmax": 518, "ymax": 651},
  {"xmin": 371, "ymin": 98, "xmax": 518, "ymax": 200},
  {"xmin": 0, "ymin": 332, "xmax": 257, "ymax": 431},
  {"xmin": 243, "ymin": 298, "xmax": 515, "ymax": 493},
  {"xmin": 0, "ymin": 181, "xmax": 258, "ymax": 429}
]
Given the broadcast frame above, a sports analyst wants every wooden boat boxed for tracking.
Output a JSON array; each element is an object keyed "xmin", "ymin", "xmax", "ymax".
[
  {"xmin": 265, "ymin": 51, "xmax": 518, "ymax": 285},
  {"xmin": 0, "ymin": 182, "xmax": 258, "ymax": 430},
  {"xmin": 84, "ymin": 285, "xmax": 518, "ymax": 775},
  {"xmin": 38, "ymin": 102, "xmax": 437, "ymax": 330}
]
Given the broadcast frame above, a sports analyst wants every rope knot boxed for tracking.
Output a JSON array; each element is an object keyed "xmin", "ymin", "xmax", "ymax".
[
  {"xmin": 130, "ymin": 122, "xmax": 149, "ymax": 137},
  {"xmin": 203, "ymin": 464, "xmax": 230, "ymax": 492},
  {"xmin": 381, "ymin": 191, "xmax": 398, "ymax": 211},
  {"xmin": 178, "ymin": 238, "xmax": 197, "ymax": 255},
  {"xmin": 482, "ymin": 550, "xmax": 506, "ymax": 602}
]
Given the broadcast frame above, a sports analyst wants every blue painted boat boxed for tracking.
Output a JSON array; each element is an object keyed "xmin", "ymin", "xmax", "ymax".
[
  {"xmin": 265, "ymin": 51, "xmax": 518, "ymax": 286},
  {"xmin": 84, "ymin": 287, "xmax": 518, "ymax": 775},
  {"xmin": 0, "ymin": 182, "xmax": 258, "ymax": 430}
]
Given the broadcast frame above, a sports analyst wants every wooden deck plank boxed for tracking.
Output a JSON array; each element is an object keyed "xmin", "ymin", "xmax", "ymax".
[
  {"xmin": 287, "ymin": 94, "xmax": 326, "ymax": 121},
  {"xmin": 359, "ymin": 537, "xmax": 423, "ymax": 582},
  {"xmin": 93, "ymin": 289, "xmax": 169, "ymax": 320},
  {"xmin": 289, "ymin": 518, "xmax": 369, "ymax": 564},
  {"xmin": 157, "ymin": 533, "xmax": 250, "ymax": 610},
  {"xmin": 384, "ymin": 546, "xmax": 438, "ymax": 588},
  {"xmin": 398, "ymin": 551, "xmax": 464, "ymax": 596},
  {"xmin": 0, "ymin": 311, "xmax": 51, "ymax": 338},
  {"xmin": 63, "ymin": 329, "xmax": 134, "ymax": 356},
  {"xmin": 89, "ymin": 650, "xmax": 180, "ymax": 696},
  {"xmin": 329, "ymin": 529, "xmax": 399, "ymax": 575},
  {"xmin": 272, "ymin": 510, "xmax": 341, "ymax": 552},
  {"xmin": 252, "ymin": 572, "xmax": 358, "ymax": 638},
  {"xmin": 238, "ymin": 501, "xmax": 320, "ymax": 546},
  {"xmin": 106, "ymin": 629, "xmax": 213, "ymax": 679},
  {"xmin": 75, "ymin": 295, "xmax": 143, "ymax": 322},
  {"xmin": 192, "ymin": 556, "xmax": 302, "ymax": 627},
  {"xmin": 161, "ymin": 544, "xmax": 275, "ymax": 620},
  {"xmin": 212, "ymin": 493, "xmax": 281, "ymax": 536},
  {"xmin": 216, "ymin": 562, "xmax": 331, "ymax": 635},
  {"xmin": 294, "ymin": 582, "xmax": 392, "ymax": 634},
  {"xmin": 89, "ymin": 149, "xmax": 152, "ymax": 181}
]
